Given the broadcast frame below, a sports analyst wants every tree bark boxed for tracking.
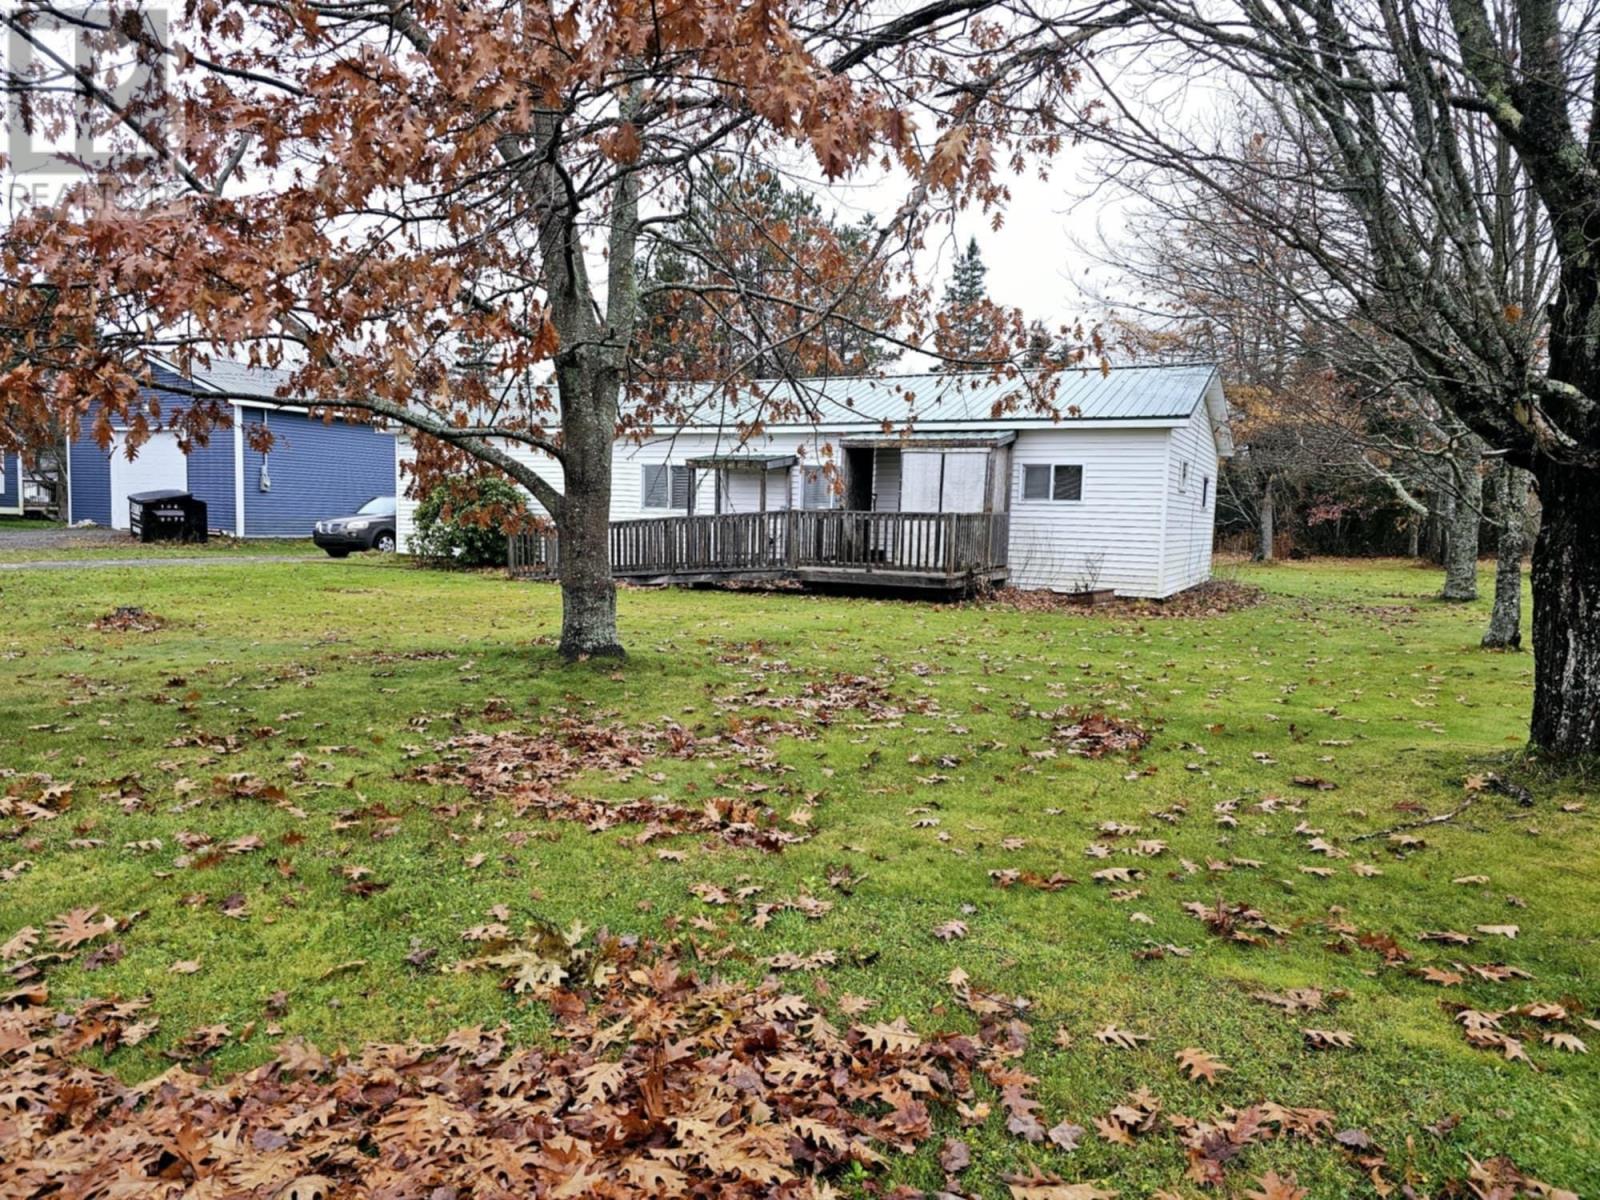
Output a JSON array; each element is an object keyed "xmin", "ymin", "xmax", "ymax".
[
  {"xmin": 1254, "ymin": 475, "xmax": 1275, "ymax": 561},
  {"xmin": 555, "ymin": 377, "xmax": 624, "ymax": 660},
  {"xmin": 1439, "ymin": 452, "xmax": 1483, "ymax": 601},
  {"xmin": 1528, "ymin": 461, "xmax": 1600, "ymax": 754},
  {"xmin": 1482, "ymin": 462, "xmax": 1528, "ymax": 649},
  {"xmin": 1406, "ymin": 518, "xmax": 1420, "ymax": 559}
]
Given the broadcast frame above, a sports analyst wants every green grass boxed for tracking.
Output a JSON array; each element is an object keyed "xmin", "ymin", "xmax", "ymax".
[
  {"xmin": 0, "ymin": 531, "xmax": 324, "ymax": 560},
  {"xmin": 1, "ymin": 556, "xmax": 1595, "ymax": 1196},
  {"xmin": 0, "ymin": 515, "xmax": 65, "ymax": 531}
]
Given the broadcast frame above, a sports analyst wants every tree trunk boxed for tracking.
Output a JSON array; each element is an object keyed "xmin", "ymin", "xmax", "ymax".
[
  {"xmin": 555, "ymin": 380, "xmax": 624, "ymax": 660},
  {"xmin": 1254, "ymin": 475, "xmax": 1275, "ymax": 561},
  {"xmin": 1482, "ymin": 462, "xmax": 1528, "ymax": 649},
  {"xmin": 1439, "ymin": 453, "xmax": 1483, "ymax": 601},
  {"xmin": 1406, "ymin": 518, "xmax": 1420, "ymax": 559},
  {"xmin": 1528, "ymin": 460, "xmax": 1600, "ymax": 754}
]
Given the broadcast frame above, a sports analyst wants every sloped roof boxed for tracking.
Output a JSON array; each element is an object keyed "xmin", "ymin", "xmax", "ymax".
[
  {"xmin": 658, "ymin": 363, "xmax": 1222, "ymax": 430},
  {"xmin": 187, "ymin": 359, "xmax": 300, "ymax": 402}
]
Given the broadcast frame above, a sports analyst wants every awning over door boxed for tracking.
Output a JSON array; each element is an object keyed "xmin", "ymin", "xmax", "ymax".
[{"xmin": 839, "ymin": 431, "xmax": 1016, "ymax": 450}]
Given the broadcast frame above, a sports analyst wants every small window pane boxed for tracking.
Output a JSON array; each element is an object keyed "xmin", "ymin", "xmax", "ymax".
[
  {"xmin": 669, "ymin": 465, "xmax": 690, "ymax": 509},
  {"xmin": 1022, "ymin": 464, "xmax": 1050, "ymax": 500},
  {"xmin": 1052, "ymin": 464, "xmax": 1082, "ymax": 501},
  {"xmin": 643, "ymin": 464, "xmax": 668, "ymax": 508}
]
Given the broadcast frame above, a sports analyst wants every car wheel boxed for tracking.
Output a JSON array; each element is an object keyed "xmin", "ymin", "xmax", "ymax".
[
  {"xmin": 324, "ymin": 548, "xmax": 350, "ymax": 559},
  {"xmin": 373, "ymin": 532, "xmax": 396, "ymax": 553}
]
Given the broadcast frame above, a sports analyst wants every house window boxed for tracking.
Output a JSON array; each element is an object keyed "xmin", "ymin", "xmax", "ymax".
[
  {"xmin": 801, "ymin": 468, "xmax": 836, "ymax": 510},
  {"xmin": 642, "ymin": 464, "xmax": 690, "ymax": 509},
  {"xmin": 1022, "ymin": 463, "xmax": 1083, "ymax": 502},
  {"xmin": 1202, "ymin": 476, "xmax": 1210, "ymax": 507},
  {"xmin": 1179, "ymin": 460, "xmax": 1190, "ymax": 492}
]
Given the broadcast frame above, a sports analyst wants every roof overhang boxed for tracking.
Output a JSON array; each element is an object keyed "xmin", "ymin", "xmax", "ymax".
[
  {"xmin": 839, "ymin": 430, "xmax": 1017, "ymax": 449},
  {"xmin": 1202, "ymin": 371, "xmax": 1236, "ymax": 457},
  {"xmin": 685, "ymin": 453, "xmax": 797, "ymax": 470}
]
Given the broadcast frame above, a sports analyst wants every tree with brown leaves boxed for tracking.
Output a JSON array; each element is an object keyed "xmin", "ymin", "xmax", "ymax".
[{"xmin": 0, "ymin": 0, "xmax": 1115, "ymax": 657}]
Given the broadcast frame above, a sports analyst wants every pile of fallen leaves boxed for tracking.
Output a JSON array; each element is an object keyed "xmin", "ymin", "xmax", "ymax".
[
  {"xmin": 0, "ymin": 935, "xmax": 1049, "ymax": 1199},
  {"xmin": 88, "ymin": 605, "xmax": 166, "ymax": 632},
  {"xmin": 719, "ymin": 671, "xmax": 932, "ymax": 730},
  {"xmin": 1047, "ymin": 709, "xmax": 1152, "ymax": 759},
  {"xmin": 410, "ymin": 718, "xmax": 809, "ymax": 851},
  {"xmin": 983, "ymin": 579, "xmax": 1263, "ymax": 619}
]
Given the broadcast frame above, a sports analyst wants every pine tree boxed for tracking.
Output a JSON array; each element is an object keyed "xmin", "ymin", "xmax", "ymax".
[{"xmin": 937, "ymin": 237, "xmax": 997, "ymax": 369}]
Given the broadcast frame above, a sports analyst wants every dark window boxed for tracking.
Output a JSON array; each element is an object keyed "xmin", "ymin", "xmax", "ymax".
[
  {"xmin": 1202, "ymin": 476, "xmax": 1210, "ymax": 507},
  {"xmin": 1052, "ymin": 464, "xmax": 1083, "ymax": 501},
  {"xmin": 1022, "ymin": 463, "xmax": 1083, "ymax": 502},
  {"xmin": 643, "ymin": 464, "xmax": 691, "ymax": 509}
]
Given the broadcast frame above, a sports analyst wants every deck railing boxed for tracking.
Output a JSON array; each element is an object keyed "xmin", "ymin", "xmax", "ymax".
[{"xmin": 509, "ymin": 509, "xmax": 1009, "ymax": 586}]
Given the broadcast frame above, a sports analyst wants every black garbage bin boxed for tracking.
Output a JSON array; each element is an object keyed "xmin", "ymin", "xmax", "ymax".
[{"xmin": 127, "ymin": 490, "xmax": 208, "ymax": 543}]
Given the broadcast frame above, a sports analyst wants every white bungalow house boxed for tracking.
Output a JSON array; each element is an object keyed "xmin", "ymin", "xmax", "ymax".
[{"xmin": 394, "ymin": 364, "xmax": 1233, "ymax": 598}]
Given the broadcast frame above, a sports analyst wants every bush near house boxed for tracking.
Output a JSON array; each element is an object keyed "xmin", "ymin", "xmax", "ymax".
[{"xmin": 408, "ymin": 475, "xmax": 531, "ymax": 567}]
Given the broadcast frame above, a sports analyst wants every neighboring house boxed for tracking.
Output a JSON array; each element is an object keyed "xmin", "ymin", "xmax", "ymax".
[
  {"xmin": 66, "ymin": 359, "xmax": 395, "ymax": 536},
  {"xmin": 396, "ymin": 364, "xmax": 1234, "ymax": 598},
  {"xmin": 0, "ymin": 452, "xmax": 21, "ymax": 516}
]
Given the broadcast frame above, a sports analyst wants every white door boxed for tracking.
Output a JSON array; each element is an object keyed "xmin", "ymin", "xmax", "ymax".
[
  {"xmin": 899, "ymin": 450, "xmax": 988, "ymax": 512},
  {"xmin": 940, "ymin": 451, "xmax": 988, "ymax": 512},
  {"xmin": 109, "ymin": 431, "xmax": 187, "ymax": 530},
  {"xmin": 900, "ymin": 451, "xmax": 943, "ymax": 511}
]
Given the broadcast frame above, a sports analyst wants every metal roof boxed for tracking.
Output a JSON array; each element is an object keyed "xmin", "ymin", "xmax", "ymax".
[{"xmin": 648, "ymin": 364, "xmax": 1221, "ymax": 430}]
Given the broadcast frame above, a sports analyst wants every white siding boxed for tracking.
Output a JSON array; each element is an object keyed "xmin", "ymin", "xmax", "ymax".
[
  {"xmin": 872, "ymin": 448, "xmax": 901, "ymax": 511},
  {"xmin": 395, "ymin": 417, "xmax": 1218, "ymax": 600},
  {"xmin": 396, "ymin": 429, "xmax": 822, "ymax": 546},
  {"xmin": 1006, "ymin": 427, "xmax": 1171, "ymax": 596},
  {"xmin": 1161, "ymin": 404, "xmax": 1220, "ymax": 594}
]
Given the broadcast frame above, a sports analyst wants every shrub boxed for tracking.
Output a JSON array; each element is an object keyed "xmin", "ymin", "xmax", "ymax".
[{"xmin": 409, "ymin": 476, "xmax": 531, "ymax": 567}]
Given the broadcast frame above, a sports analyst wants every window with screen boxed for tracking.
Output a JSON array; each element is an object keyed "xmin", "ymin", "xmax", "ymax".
[
  {"xmin": 1022, "ymin": 463, "xmax": 1083, "ymax": 502},
  {"xmin": 642, "ymin": 464, "xmax": 691, "ymax": 509}
]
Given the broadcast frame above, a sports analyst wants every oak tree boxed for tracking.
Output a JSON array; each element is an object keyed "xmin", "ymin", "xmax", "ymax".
[{"xmin": 0, "ymin": 0, "xmax": 1102, "ymax": 657}]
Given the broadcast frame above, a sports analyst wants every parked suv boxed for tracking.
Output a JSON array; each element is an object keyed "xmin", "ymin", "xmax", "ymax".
[{"xmin": 313, "ymin": 496, "xmax": 397, "ymax": 557}]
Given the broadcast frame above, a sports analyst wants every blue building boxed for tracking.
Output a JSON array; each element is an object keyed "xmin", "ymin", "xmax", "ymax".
[
  {"xmin": 0, "ymin": 450, "xmax": 23, "ymax": 516},
  {"xmin": 66, "ymin": 359, "xmax": 396, "ymax": 536}
]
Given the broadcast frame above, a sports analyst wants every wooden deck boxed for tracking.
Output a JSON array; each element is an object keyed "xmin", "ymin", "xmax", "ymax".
[{"xmin": 509, "ymin": 510, "xmax": 1009, "ymax": 592}]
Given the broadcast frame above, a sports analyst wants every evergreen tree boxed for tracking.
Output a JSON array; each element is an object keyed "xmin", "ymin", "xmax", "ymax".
[{"xmin": 936, "ymin": 237, "xmax": 999, "ymax": 369}]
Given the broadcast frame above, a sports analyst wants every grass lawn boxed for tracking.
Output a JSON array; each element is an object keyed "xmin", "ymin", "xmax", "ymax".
[
  {"xmin": 0, "ymin": 521, "xmax": 324, "ymax": 561},
  {"xmin": 1, "ymin": 555, "xmax": 1595, "ymax": 1197}
]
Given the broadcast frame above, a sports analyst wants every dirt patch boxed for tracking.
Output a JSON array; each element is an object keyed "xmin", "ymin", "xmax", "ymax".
[
  {"xmin": 88, "ymin": 606, "xmax": 166, "ymax": 633},
  {"xmin": 984, "ymin": 578, "xmax": 1264, "ymax": 618}
]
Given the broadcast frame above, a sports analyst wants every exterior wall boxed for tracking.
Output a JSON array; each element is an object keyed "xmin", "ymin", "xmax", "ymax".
[
  {"xmin": 395, "ymin": 420, "xmax": 1218, "ymax": 600},
  {"xmin": 1160, "ymin": 403, "xmax": 1221, "ymax": 594},
  {"xmin": 0, "ymin": 452, "xmax": 22, "ymax": 514},
  {"xmin": 240, "ymin": 409, "xmax": 395, "ymax": 536},
  {"xmin": 185, "ymin": 423, "xmax": 236, "ymax": 535},
  {"xmin": 1006, "ymin": 426, "xmax": 1172, "ymax": 597},
  {"xmin": 68, "ymin": 419, "xmax": 114, "ymax": 526}
]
